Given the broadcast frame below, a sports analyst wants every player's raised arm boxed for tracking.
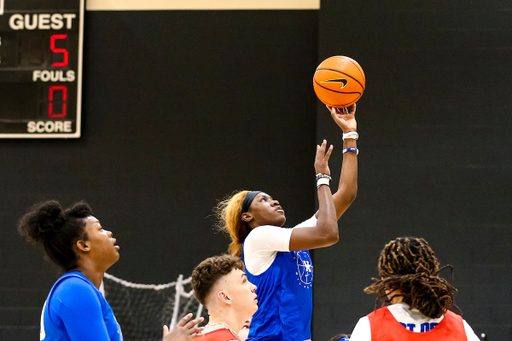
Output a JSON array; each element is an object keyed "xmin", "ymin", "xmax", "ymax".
[
  {"xmin": 328, "ymin": 104, "xmax": 358, "ymax": 219},
  {"xmin": 289, "ymin": 140, "xmax": 338, "ymax": 251}
]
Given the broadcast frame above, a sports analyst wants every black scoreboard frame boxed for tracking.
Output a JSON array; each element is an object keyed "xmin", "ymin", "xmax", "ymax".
[{"xmin": 0, "ymin": 0, "xmax": 84, "ymax": 138}]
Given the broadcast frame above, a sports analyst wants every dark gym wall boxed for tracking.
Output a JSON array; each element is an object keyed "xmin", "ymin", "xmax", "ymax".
[
  {"xmin": 315, "ymin": 1, "xmax": 512, "ymax": 341},
  {"xmin": 0, "ymin": 9, "xmax": 318, "ymax": 340}
]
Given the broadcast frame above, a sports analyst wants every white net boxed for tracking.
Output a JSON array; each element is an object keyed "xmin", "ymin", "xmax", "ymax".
[{"xmin": 103, "ymin": 273, "xmax": 206, "ymax": 341}]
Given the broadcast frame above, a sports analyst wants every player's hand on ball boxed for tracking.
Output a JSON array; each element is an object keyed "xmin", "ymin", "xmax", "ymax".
[
  {"xmin": 162, "ymin": 313, "xmax": 204, "ymax": 341},
  {"xmin": 314, "ymin": 139, "xmax": 333, "ymax": 176},
  {"xmin": 327, "ymin": 104, "xmax": 357, "ymax": 133}
]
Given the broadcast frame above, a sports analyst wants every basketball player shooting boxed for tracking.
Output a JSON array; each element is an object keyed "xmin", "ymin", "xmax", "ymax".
[{"xmin": 215, "ymin": 104, "xmax": 358, "ymax": 341}]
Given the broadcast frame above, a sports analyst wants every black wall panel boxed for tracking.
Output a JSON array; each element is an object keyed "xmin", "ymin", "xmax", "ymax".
[
  {"xmin": 0, "ymin": 10, "xmax": 318, "ymax": 340},
  {"xmin": 315, "ymin": 1, "xmax": 512, "ymax": 340}
]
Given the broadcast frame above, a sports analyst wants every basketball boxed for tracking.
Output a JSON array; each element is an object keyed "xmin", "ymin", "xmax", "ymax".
[{"xmin": 313, "ymin": 56, "xmax": 365, "ymax": 108}]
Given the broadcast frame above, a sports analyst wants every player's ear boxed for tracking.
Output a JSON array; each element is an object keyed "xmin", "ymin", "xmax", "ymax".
[
  {"xmin": 76, "ymin": 239, "xmax": 90, "ymax": 252},
  {"xmin": 218, "ymin": 291, "xmax": 231, "ymax": 304},
  {"xmin": 241, "ymin": 213, "xmax": 253, "ymax": 223}
]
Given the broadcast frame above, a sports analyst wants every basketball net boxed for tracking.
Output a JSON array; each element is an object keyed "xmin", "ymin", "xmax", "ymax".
[{"xmin": 101, "ymin": 273, "xmax": 205, "ymax": 341}]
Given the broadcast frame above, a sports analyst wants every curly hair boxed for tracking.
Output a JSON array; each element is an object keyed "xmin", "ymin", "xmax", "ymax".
[
  {"xmin": 18, "ymin": 200, "xmax": 94, "ymax": 272},
  {"xmin": 191, "ymin": 254, "xmax": 244, "ymax": 306},
  {"xmin": 214, "ymin": 191, "xmax": 251, "ymax": 257},
  {"xmin": 364, "ymin": 237, "xmax": 458, "ymax": 319}
]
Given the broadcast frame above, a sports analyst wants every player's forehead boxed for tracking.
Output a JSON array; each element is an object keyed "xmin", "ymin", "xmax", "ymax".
[
  {"xmin": 222, "ymin": 268, "xmax": 246, "ymax": 284},
  {"xmin": 86, "ymin": 215, "xmax": 99, "ymax": 222},
  {"xmin": 84, "ymin": 216, "xmax": 101, "ymax": 227},
  {"xmin": 255, "ymin": 192, "xmax": 272, "ymax": 200}
]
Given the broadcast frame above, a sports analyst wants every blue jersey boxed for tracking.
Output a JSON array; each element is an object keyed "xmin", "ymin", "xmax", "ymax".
[
  {"xmin": 40, "ymin": 271, "xmax": 123, "ymax": 341},
  {"xmin": 243, "ymin": 249, "xmax": 313, "ymax": 341}
]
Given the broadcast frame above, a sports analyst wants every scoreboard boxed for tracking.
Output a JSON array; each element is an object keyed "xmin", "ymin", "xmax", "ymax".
[{"xmin": 0, "ymin": 0, "xmax": 84, "ymax": 138}]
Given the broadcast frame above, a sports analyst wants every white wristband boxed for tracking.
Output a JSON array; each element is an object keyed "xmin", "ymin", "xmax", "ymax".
[
  {"xmin": 343, "ymin": 131, "xmax": 359, "ymax": 140},
  {"xmin": 316, "ymin": 178, "xmax": 330, "ymax": 188}
]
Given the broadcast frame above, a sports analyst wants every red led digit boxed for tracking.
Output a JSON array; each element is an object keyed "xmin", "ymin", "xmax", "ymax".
[
  {"xmin": 48, "ymin": 86, "xmax": 67, "ymax": 118},
  {"xmin": 51, "ymin": 34, "xmax": 69, "ymax": 67}
]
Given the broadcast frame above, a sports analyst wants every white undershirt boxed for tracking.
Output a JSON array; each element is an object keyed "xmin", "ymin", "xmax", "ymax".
[
  {"xmin": 243, "ymin": 215, "xmax": 317, "ymax": 275},
  {"xmin": 349, "ymin": 303, "xmax": 480, "ymax": 341}
]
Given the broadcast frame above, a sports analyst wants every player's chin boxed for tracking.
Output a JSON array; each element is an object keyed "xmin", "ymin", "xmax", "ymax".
[
  {"xmin": 112, "ymin": 251, "xmax": 121, "ymax": 262},
  {"xmin": 112, "ymin": 245, "xmax": 120, "ymax": 255},
  {"xmin": 276, "ymin": 215, "xmax": 286, "ymax": 226},
  {"xmin": 251, "ymin": 303, "xmax": 259, "ymax": 315}
]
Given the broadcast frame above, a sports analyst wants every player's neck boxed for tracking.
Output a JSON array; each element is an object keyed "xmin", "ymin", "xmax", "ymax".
[
  {"xmin": 207, "ymin": 310, "xmax": 243, "ymax": 337},
  {"xmin": 72, "ymin": 263, "xmax": 105, "ymax": 289},
  {"xmin": 387, "ymin": 289, "xmax": 404, "ymax": 304}
]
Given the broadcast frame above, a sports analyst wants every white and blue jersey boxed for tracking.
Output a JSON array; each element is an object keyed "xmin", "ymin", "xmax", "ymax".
[
  {"xmin": 242, "ymin": 216, "xmax": 317, "ymax": 341},
  {"xmin": 40, "ymin": 271, "xmax": 123, "ymax": 341}
]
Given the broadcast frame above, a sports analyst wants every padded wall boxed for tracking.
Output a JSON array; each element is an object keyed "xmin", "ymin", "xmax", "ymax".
[
  {"xmin": 0, "ymin": 10, "xmax": 318, "ymax": 339},
  {"xmin": 314, "ymin": 1, "xmax": 512, "ymax": 340}
]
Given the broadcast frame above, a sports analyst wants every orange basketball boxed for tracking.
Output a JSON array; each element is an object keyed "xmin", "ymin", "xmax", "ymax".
[{"xmin": 313, "ymin": 56, "xmax": 366, "ymax": 108}]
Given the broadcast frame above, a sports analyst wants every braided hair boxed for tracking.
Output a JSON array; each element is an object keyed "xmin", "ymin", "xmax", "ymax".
[
  {"xmin": 18, "ymin": 200, "xmax": 93, "ymax": 272},
  {"xmin": 365, "ymin": 237, "xmax": 458, "ymax": 319}
]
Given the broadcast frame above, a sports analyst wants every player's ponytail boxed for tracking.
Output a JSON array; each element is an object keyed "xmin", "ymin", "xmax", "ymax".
[
  {"xmin": 365, "ymin": 237, "xmax": 458, "ymax": 319},
  {"xmin": 18, "ymin": 200, "xmax": 94, "ymax": 271},
  {"xmin": 215, "ymin": 191, "xmax": 250, "ymax": 258}
]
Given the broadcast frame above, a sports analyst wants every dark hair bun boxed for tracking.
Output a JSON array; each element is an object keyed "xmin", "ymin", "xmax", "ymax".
[
  {"xmin": 66, "ymin": 201, "xmax": 94, "ymax": 218},
  {"xmin": 18, "ymin": 200, "xmax": 66, "ymax": 244}
]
